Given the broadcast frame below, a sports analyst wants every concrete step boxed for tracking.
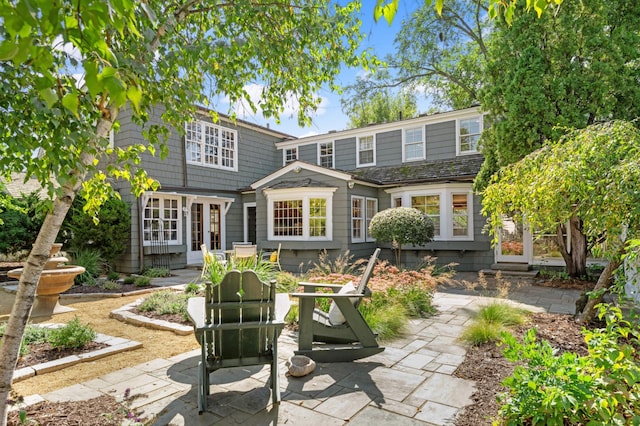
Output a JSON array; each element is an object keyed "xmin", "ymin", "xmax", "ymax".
[
  {"xmin": 491, "ymin": 262, "xmax": 532, "ymax": 272},
  {"xmin": 482, "ymin": 267, "xmax": 539, "ymax": 278}
]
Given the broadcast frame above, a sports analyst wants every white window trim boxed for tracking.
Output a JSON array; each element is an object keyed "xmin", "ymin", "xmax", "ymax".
[
  {"xmin": 185, "ymin": 120, "xmax": 238, "ymax": 172},
  {"xmin": 142, "ymin": 194, "xmax": 183, "ymax": 246},
  {"xmin": 351, "ymin": 196, "xmax": 378, "ymax": 243},
  {"xmin": 365, "ymin": 197, "xmax": 378, "ymax": 242},
  {"xmin": 388, "ymin": 184, "xmax": 474, "ymax": 241},
  {"xmin": 283, "ymin": 147, "xmax": 298, "ymax": 166},
  {"xmin": 402, "ymin": 126, "xmax": 425, "ymax": 162},
  {"xmin": 265, "ymin": 187, "xmax": 336, "ymax": 241},
  {"xmin": 317, "ymin": 141, "xmax": 335, "ymax": 168},
  {"xmin": 356, "ymin": 135, "xmax": 376, "ymax": 168},
  {"xmin": 456, "ymin": 115, "xmax": 483, "ymax": 156}
]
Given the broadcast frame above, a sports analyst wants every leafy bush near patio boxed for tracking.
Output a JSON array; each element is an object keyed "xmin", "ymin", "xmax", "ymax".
[
  {"xmin": 0, "ymin": 323, "xmax": 50, "ymax": 356},
  {"xmin": 274, "ymin": 271, "xmax": 300, "ymax": 293},
  {"xmin": 48, "ymin": 317, "xmax": 97, "ymax": 350},
  {"xmin": 70, "ymin": 248, "xmax": 103, "ymax": 286},
  {"xmin": 134, "ymin": 276, "xmax": 151, "ymax": 287},
  {"xmin": 498, "ymin": 305, "xmax": 640, "ymax": 425},
  {"xmin": 138, "ymin": 290, "xmax": 190, "ymax": 321},
  {"xmin": 60, "ymin": 196, "xmax": 130, "ymax": 270},
  {"xmin": 142, "ymin": 267, "xmax": 170, "ymax": 278},
  {"xmin": 0, "ymin": 191, "xmax": 45, "ymax": 255}
]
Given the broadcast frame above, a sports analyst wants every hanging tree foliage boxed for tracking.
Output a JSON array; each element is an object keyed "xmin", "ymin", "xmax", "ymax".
[{"xmin": 482, "ymin": 121, "xmax": 640, "ymax": 322}]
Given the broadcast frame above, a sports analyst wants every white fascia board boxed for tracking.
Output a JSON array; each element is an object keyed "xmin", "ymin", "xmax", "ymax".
[
  {"xmin": 276, "ymin": 106, "xmax": 483, "ymax": 149},
  {"xmin": 250, "ymin": 161, "xmax": 353, "ymax": 189}
]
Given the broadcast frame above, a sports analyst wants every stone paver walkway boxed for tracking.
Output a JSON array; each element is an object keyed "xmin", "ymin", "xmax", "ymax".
[{"xmin": 15, "ymin": 275, "xmax": 581, "ymax": 426}]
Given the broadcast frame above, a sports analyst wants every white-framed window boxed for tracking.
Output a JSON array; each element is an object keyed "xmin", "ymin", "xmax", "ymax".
[
  {"xmin": 457, "ymin": 116, "xmax": 482, "ymax": 155},
  {"xmin": 318, "ymin": 141, "xmax": 334, "ymax": 168},
  {"xmin": 389, "ymin": 184, "xmax": 474, "ymax": 241},
  {"xmin": 185, "ymin": 120, "xmax": 238, "ymax": 171},
  {"xmin": 283, "ymin": 147, "xmax": 298, "ymax": 165},
  {"xmin": 357, "ymin": 135, "xmax": 375, "ymax": 167},
  {"xmin": 142, "ymin": 195, "xmax": 182, "ymax": 245},
  {"xmin": 366, "ymin": 198, "xmax": 378, "ymax": 242},
  {"xmin": 351, "ymin": 196, "xmax": 378, "ymax": 243},
  {"xmin": 411, "ymin": 194, "xmax": 441, "ymax": 237},
  {"xmin": 403, "ymin": 127, "xmax": 425, "ymax": 162},
  {"xmin": 266, "ymin": 188, "xmax": 336, "ymax": 241}
]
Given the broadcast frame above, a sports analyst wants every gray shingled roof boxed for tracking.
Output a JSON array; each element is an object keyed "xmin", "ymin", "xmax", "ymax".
[
  {"xmin": 267, "ymin": 178, "xmax": 335, "ymax": 190},
  {"xmin": 351, "ymin": 154, "xmax": 484, "ymax": 185}
]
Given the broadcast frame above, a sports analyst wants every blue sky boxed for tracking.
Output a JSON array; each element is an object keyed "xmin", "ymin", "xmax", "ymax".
[{"xmin": 219, "ymin": 1, "xmax": 425, "ymax": 138}]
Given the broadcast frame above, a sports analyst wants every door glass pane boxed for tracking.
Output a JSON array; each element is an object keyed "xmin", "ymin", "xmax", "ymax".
[
  {"xmin": 191, "ymin": 203, "xmax": 203, "ymax": 251},
  {"xmin": 500, "ymin": 217, "xmax": 524, "ymax": 256}
]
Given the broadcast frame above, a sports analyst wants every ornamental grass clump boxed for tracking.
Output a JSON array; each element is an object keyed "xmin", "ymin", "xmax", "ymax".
[{"xmin": 460, "ymin": 302, "xmax": 528, "ymax": 346}]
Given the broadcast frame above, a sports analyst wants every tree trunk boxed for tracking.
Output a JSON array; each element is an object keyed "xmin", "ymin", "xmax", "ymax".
[
  {"xmin": 0, "ymin": 112, "xmax": 112, "ymax": 425},
  {"xmin": 557, "ymin": 215, "xmax": 587, "ymax": 278},
  {"xmin": 576, "ymin": 259, "xmax": 619, "ymax": 324},
  {"xmin": 0, "ymin": 187, "xmax": 78, "ymax": 423}
]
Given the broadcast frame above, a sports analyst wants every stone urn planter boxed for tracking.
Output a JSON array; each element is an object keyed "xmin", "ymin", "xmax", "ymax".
[{"xmin": 7, "ymin": 243, "xmax": 85, "ymax": 318}]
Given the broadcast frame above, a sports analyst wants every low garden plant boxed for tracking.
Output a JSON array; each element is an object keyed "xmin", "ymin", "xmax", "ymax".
[
  {"xmin": 48, "ymin": 317, "xmax": 97, "ymax": 350},
  {"xmin": 497, "ymin": 305, "xmax": 640, "ymax": 425},
  {"xmin": 137, "ymin": 289, "xmax": 191, "ymax": 322},
  {"xmin": 142, "ymin": 267, "xmax": 170, "ymax": 278},
  {"xmin": 0, "ymin": 317, "xmax": 97, "ymax": 355},
  {"xmin": 460, "ymin": 302, "xmax": 528, "ymax": 346}
]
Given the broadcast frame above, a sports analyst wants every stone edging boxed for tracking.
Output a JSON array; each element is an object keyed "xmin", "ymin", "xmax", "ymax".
[
  {"xmin": 13, "ymin": 325, "xmax": 142, "ymax": 383},
  {"xmin": 109, "ymin": 299, "xmax": 193, "ymax": 336}
]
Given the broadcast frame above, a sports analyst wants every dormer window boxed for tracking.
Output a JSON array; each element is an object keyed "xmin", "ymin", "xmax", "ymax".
[
  {"xmin": 403, "ymin": 127, "xmax": 425, "ymax": 162},
  {"xmin": 457, "ymin": 116, "xmax": 482, "ymax": 155},
  {"xmin": 318, "ymin": 141, "xmax": 334, "ymax": 168},
  {"xmin": 357, "ymin": 135, "xmax": 375, "ymax": 167},
  {"xmin": 284, "ymin": 147, "xmax": 298, "ymax": 165}
]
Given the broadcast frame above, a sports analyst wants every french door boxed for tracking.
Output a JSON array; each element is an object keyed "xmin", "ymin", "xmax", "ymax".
[
  {"xmin": 495, "ymin": 216, "xmax": 532, "ymax": 264},
  {"xmin": 187, "ymin": 202, "xmax": 223, "ymax": 264}
]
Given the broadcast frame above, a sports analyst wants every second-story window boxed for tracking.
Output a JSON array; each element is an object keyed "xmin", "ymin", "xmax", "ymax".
[
  {"xmin": 458, "ymin": 116, "xmax": 482, "ymax": 154},
  {"xmin": 185, "ymin": 120, "xmax": 238, "ymax": 171},
  {"xmin": 357, "ymin": 135, "xmax": 375, "ymax": 167},
  {"xmin": 318, "ymin": 141, "xmax": 334, "ymax": 168},
  {"xmin": 403, "ymin": 127, "xmax": 424, "ymax": 162},
  {"xmin": 284, "ymin": 147, "xmax": 298, "ymax": 165}
]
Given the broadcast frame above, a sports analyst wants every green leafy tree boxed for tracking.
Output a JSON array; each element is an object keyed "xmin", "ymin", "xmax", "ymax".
[
  {"xmin": 61, "ymin": 196, "xmax": 131, "ymax": 270},
  {"xmin": 374, "ymin": 0, "xmax": 563, "ymax": 25},
  {"xmin": 341, "ymin": 73, "xmax": 417, "ymax": 128},
  {"xmin": 391, "ymin": 0, "xmax": 490, "ymax": 110},
  {"xmin": 369, "ymin": 207, "xmax": 434, "ymax": 265},
  {"xmin": 476, "ymin": 0, "xmax": 640, "ymax": 277},
  {"xmin": 0, "ymin": 192, "xmax": 45, "ymax": 255},
  {"xmin": 482, "ymin": 121, "xmax": 640, "ymax": 322},
  {"xmin": 0, "ymin": 1, "xmax": 370, "ymax": 422}
]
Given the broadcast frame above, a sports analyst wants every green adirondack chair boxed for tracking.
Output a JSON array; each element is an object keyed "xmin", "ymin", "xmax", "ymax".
[
  {"xmin": 187, "ymin": 269, "xmax": 285, "ymax": 414},
  {"xmin": 291, "ymin": 248, "xmax": 384, "ymax": 363}
]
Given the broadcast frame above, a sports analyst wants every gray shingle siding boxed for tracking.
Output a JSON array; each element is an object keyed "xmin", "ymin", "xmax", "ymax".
[
  {"xmin": 374, "ymin": 129, "xmax": 402, "ymax": 166},
  {"xmin": 426, "ymin": 120, "xmax": 456, "ymax": 160}
]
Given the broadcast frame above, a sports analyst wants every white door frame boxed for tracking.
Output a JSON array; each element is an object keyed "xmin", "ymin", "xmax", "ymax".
[
  {"xmin": 186, "ymin": 197, "xmax": 231, "ymax": 264},
  {"xmin": 495, "ymin": 216, "xmax": 532, "ymax": 264},
  {"xmin": 243, "ymin": 202, "xmax": 256, "ymax": 244}
]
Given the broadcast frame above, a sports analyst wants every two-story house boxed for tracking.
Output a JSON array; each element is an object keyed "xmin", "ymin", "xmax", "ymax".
[{"xmin": 112, "ymin": 105, "xmax": 498, "ymax": 273}]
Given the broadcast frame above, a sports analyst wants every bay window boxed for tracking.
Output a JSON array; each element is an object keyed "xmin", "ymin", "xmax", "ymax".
[
  {"xmin": 267, "ymin": 188, "xmax": 335, "ymax": 241},
  {"xmin": 389, "ymin": 184, "xmax": 474, "ymax": 241}
]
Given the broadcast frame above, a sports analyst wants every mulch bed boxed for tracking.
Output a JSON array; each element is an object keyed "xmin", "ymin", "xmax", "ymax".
[
  {"xmin": 7, "ymin": 394, "xmax": 140, "ymax": 426},
  {"xmin": 453, "ymin": 312, "xmax": 591, "ymax": 425},
  {"xmin": 130, "ymin": 307, "xmax": 191, "ymax": 326}
]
